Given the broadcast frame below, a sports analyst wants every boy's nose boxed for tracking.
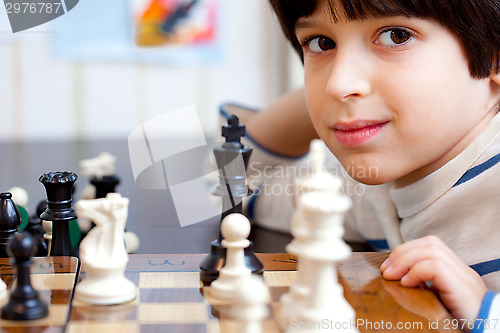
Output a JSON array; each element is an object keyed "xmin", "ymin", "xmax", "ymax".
[{"xmin": 325, "ymin": 49, "xmax": 371, "ymax": 102}]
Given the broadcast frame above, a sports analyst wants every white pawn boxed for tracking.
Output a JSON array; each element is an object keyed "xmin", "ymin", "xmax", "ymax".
[
  {"xmin": 279, "ymin": 203, "xmax": 310, "ymax": 324},
  {"xmin": 229, "ymin": 275, "xmax": 270, "ymax": 333},
  {"xmin": 124, "ymin": 231, "xmax": 140, "ymax": 254},
  {"xmin": 0, "ymin": 278, "xmax": 6, "ymax": 300},
  {"xmin": 7, "ymin": 187, "xmax": 29, "ymax": 208},
  {"xmin": 210, "ymin": 213, "xmax": 252, "ymax": 300},
  {"xmin": 42, "ymin": 220, "xmax": 52, "ymax": 256}
]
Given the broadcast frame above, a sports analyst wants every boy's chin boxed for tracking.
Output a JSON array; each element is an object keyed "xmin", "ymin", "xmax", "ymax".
[
  {"xmin": 340, "ymin": 160, "xmax": 403, "ymax": 185},
  {"xmin": 345, "ymin": 170, "xmax": 393, "ymax": 186},
  {"xmin": 352, "ymin": 176, "xmax": 388, "ymax": 186}
]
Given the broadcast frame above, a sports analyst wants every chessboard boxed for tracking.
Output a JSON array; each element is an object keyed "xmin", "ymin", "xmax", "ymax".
[
  {"xmin": 0, "ymin": 253, "xmax": 460, "ymax": 333},
  {"xmin": 0, "ymin": 256, "xmax": 79, "ymax": 332}
]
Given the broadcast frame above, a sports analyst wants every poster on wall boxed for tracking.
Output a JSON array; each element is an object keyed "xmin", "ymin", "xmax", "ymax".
[
  {"xmin": 134, "ymin": 0, "xmax": 216, "ymax": 47},
  {"xmin": 51, "ymin": 0, "xmax": 222, "ymax": 65}
]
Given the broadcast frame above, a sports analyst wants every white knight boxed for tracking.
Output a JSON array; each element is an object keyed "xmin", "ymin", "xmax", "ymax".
[
  {"xmin": 74, "ymin": 193, "xmax": 136, "ymax": 305},
  {"xmin": 79, "ymin": 152, "xmax": 116, "ymax": 180}
]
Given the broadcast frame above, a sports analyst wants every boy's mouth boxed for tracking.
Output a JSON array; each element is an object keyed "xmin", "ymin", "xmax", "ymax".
[{"xmin": 331, "ymin": 120, "xmax": 389, "ymax": 146}]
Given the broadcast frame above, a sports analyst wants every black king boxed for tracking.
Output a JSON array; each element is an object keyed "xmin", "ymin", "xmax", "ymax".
[{"xmin": 199, "ymin": 115, "xmax": 264, "ymax": 284}]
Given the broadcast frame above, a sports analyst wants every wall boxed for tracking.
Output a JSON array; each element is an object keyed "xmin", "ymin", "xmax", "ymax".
[{"xmin": 0, "ymin": 1, "xmax": 300, "ymax": 142}]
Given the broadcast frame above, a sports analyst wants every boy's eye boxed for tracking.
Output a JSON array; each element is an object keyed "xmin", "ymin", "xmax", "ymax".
[
  {"xmin": 377, "ymin": 28, "xmax": 412, "ymax": 46},
  {"xmin": 306, "ymin": 36, "xmax": 336, "ymax": 53}
]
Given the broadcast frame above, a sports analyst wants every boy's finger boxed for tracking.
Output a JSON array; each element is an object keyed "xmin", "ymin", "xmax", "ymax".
[
  {"xmin": 381, "ymin": 235, "xmax": 459, "ymax": 272},
  {"xmin": 382, "ymin": 243, "xmax": 464, "ymax": 280},
  {"xmin": 399, "ymin": 259, "xmax": 486, "ymax": 321}
]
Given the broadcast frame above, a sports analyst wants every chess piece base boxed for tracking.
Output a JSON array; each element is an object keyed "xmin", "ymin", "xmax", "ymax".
[
  {"xmin": 199, "ymin": 240, "xmax": 264, "ymax": 285},
  {"xmin": 1, "ymin": 295, "xmax": 48, "ymax": 320},
  {"xmin": 75, "ymin": 265, "xmax": 136, "ymax": 305}
]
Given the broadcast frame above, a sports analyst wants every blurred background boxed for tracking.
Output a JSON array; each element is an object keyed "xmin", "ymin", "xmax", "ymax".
[
  {"xmin": 0, "ymin": 0, "xmax": 303, "ymax": 142},
  {"xmin": 0, "ymin": 0, "xmax": 303, "ymax": 253}
]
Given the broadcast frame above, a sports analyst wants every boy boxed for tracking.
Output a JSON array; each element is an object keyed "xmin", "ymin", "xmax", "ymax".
[{"xmin": 240, "ymin": 0, "xmax": 500, "ymax": 330}]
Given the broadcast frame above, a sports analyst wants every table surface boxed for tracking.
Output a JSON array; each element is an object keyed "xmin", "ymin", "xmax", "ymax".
[
  {"xmin": 0, "ymin": 140, "xmax": 296, "ymax": 255},
  {"xmin": 0, "ymin": 253, "xmax": 460, "ymax": 333}
]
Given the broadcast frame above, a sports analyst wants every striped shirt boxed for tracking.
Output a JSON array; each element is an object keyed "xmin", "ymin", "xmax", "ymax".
[{"xmin": 242, "ymin": 111, "xmax": 500, "ymax": 328}]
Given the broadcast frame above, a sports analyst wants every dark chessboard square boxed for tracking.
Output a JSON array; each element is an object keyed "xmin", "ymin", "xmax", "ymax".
[
  {"xmin": 207, "ymin": 304, "xmax": 231, "ymax": 320},
  {"xmin": 38, "ymin": 290, "xmax": 72, "ymax": 305},
  {"xmin": 0, "ymin": 326, "xmax": 54, "ymax": 333},
  {"xmin": 47, "ymin": 290, "xmax": 72, "ymax": 305},
  {"xmin": 141, "ymin": 324, "xmax": 206, "ymax": 333},
  {"xmin": 124, "ymin": 272, "xmax": 141, "ymax": 285},
  {"xmin": 207, "ymin": 303, "xmax": 274, "ymax": 321},
  {"xmin": 269, "ymin": 286, "xmax": 289, "ymax": 302},
  {"xmin": 69, "ymin": 302, "xmax": 138, "ymax": 322},
  {"xmin": 139, "ymin": 288, "xmax": 204, "ymax": 303}
]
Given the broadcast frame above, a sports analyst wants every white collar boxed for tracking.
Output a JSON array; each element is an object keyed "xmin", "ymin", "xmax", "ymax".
[{"xmin": 390, "ymin": 113, "xmax": 500, "ymax": 219}]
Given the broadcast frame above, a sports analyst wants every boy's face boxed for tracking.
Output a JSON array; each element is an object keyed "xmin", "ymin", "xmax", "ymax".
[{"xmin": 296, "ymin": 1, "xmax": 500, "ymax": 186}]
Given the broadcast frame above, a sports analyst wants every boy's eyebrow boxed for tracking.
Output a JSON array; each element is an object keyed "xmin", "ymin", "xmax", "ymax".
[{"xmin": 295, "ymin": 17, "xmax": 320, "ymax": 31}]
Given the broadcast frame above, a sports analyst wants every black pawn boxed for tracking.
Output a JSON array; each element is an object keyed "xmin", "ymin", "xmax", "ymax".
[
  {"xmin": 0, "ymin": 193, "xmax": 22, "ymax": 258},
  {"xmin": 77, "ymin": 175, "xmax": 120, "ymax": 242},
  {"xmin": 1, "ymin": 232, "xmax": 49, "ymax": 320},
  {"xmin": 90, "ymin": 175, "xmax": 120, "ymax": 199},
  {"xmin": 39, "ymin": 171, "xmax": 78, "ymax": 256},
  {"xmin": 199, "ymin": 115, "xmax": 264, "ymax": 285},
  {"xmin": 23, "ymin": 200, "xmax": 49, "ymax": 257}
]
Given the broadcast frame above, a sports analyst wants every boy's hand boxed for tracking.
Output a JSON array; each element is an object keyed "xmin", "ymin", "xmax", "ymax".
[{"xmin": 380, "ymin": 235, "xmax": 487, "ymax": 322}]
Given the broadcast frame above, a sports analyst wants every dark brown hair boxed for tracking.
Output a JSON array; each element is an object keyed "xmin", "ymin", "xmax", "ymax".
[{"xmin": 269, "ymin": 0, "xmax": 500, "ymax": 78}]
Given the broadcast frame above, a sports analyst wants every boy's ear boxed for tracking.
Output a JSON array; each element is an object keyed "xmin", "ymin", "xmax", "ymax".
[
  {"xmin": 492, "ymin": 72, "xmax": 500, "ymax": 86},
  {"xmin": 491, "ymin": 55, "xmax": 500, "ymax": 85}
]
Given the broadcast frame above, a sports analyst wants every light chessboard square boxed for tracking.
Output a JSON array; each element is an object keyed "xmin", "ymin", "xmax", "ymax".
[
  {"xmin": 263, "ymin": 271, "xmax": 297, "ymax": 287},
  {"xmin": 30, "ymin": 273, "xmax": 76, "ymax": 290},
  {"xmin": 207, "ymin": 319, "xmax": 281, "ymax": 333},
  {"xmin": 138, "ymin": 303, "xmax": 209, "ymax": 324},
  {"xmin": 139, "ymin": 272, "xmax": 202, "ymax": 289},
  {"xmin": 0, "ymin": 304, "xmax": 67, "ymax": 327},
  {"xmin": 201, "ymin": 286, "xmax": 238, "ymax": 306},
  {"xmin": 66, "ymin": 321, "xmax": 139, "ymax": 333}
]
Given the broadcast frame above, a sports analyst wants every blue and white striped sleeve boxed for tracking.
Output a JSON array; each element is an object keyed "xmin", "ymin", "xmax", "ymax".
[{"xmin": 472, "ymin": 291, "xmax": 500, "ymax": 333}]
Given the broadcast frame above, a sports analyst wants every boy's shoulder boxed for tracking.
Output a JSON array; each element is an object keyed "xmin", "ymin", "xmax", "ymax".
[
  {"xmin": 458, "ymin": 119, "xmax": 500, "ymax": 183},
  {"xmin": 472, "ymin": 131, "xmax": 500, "ymax": 167},
  {"xmin": 446, "ymin": 113, "xmax": 500, "ymax": 187}
]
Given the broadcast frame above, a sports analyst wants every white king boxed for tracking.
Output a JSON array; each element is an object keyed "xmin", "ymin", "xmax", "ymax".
[{"xmin": 281, "ymin": 139, "xmax": 358, "ymax": 333}]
